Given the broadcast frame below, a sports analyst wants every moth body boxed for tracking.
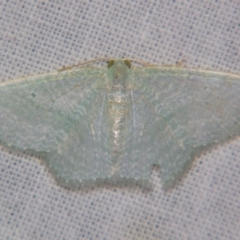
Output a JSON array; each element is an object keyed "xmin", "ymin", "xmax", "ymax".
[{"xmin": 107, "ymin": 62, "xmax": 129, "ymax": 172}]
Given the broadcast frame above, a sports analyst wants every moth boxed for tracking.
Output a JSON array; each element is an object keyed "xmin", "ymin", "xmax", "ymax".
[{"xmin": 0, "ymin": 59, "xmax": 239, "ymax": 188}]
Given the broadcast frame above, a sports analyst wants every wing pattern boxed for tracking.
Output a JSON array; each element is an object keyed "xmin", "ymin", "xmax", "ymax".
[
  {"xmin": 125, "ymin": 68, "xmax": 240, "ymax": 187},
  {"xmin": 0, "ymin": 67, "xmax": 115, "ymax": 183}
]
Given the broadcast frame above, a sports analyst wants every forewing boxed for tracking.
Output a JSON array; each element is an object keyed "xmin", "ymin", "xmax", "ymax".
[
  {"xmin": 0, "ymin": 68, "xmax": 113, "ymax": 183},
  {"xmin": 125, "ymin": 67, "xmax": 240, "ymax": 188}
]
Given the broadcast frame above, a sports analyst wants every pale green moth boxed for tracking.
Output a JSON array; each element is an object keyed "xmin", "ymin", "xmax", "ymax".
[{"xmin": 0, "ymin": 59, "xmax": 240, "ymax": 188}]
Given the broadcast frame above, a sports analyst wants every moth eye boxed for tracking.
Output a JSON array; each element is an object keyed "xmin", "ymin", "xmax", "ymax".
[
  {"xmin": 107, "ymin": 60, "xmax": 115, "ymax": 68},
  {"xmin": 124, "ymin": 60, "xmax": 131, "ymax": 69}
]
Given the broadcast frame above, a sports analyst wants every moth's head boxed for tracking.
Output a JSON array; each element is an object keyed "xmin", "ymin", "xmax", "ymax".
[{"xmin": 107, "ymin": 60, "xmax": 131, "ymax": 80}]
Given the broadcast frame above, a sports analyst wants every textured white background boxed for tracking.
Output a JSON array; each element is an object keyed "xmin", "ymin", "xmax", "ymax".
[{"xmin": 0, "ymin": 1, "xmax": 240, "ymax": 240}]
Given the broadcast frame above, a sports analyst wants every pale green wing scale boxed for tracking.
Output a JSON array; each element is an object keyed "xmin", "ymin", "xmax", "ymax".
[
  {"xmin": 125, "ymin": 66, "xmax": 240, "ymax": 187},
  {"xmin": 0, "ymin": 59, "xmax": 240, "ymax": 188},
  {"xmin": 0, "ymin": 66, "xmax": 114, "ymax": 184}
]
